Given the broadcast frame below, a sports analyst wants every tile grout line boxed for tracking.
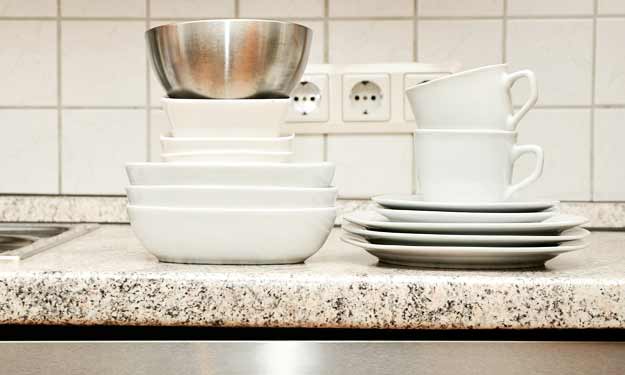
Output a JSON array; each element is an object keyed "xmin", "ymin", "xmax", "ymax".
[
  {"xmin": 56, "ymin": 0, "xmax": 62, "ymax": 194},
  {"xmin": 412, "ymin": 0, "xmax": 418, "ymax": 192},
  {"xmin": 413, "ymin": 0, "xmax": 418, "ymax": 62},
  {"xmin": 323, "ymin": 0, "xmax": 329, "ymax": 63},
  {"xmin": 145, "ymin": 0, "xmax": 151, "ymax": 162},
  {"xmin": 590, "ymin": 0, "xmax": 598, "ymax": 201},
  {"xmin": 234, "ymin": 0, "xmax": 240, "ymax": 18},
  {"xmin": 502, "ymin": 0, "xmax": 507, "ymax": 63}
]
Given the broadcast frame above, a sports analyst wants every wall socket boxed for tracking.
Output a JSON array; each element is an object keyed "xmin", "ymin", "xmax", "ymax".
[{"xmin": 283, "ymin": 63, "xmax": 459, "ymax": 134}]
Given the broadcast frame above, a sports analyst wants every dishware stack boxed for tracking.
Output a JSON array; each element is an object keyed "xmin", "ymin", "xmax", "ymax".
[
  {"xmin": 125, "ymin": 19, "xmax": 338, "ymax": 265},
  {"xmin": 342, "ymin": 64, "xmax": 590, "ymax": 269}
]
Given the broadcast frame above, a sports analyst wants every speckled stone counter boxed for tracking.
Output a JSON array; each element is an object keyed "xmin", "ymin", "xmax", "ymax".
[{"xmin": 0, "ymin": 225, "xmax": 624, "ymax": 329}]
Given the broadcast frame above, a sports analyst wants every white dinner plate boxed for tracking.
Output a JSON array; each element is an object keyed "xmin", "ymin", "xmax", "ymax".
[
  {"xmin": 341, "ymin": 235, "xmax": 588, "ymax": 269},
  {"xmin": 343, "ymin": 211, "xmax": 588, "ymax": 235},
  {"xmin": 342, "ymin": 223, "xmax": 590, "ymax": 247},
  {"xmin": 373, "ymin": 194, "xmax": 559, "ymax": 213},
  {"xmin": 377, "ymin": 207, "xmax": 557, "ymax": 223}
]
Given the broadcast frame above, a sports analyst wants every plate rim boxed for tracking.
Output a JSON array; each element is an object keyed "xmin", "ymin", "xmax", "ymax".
[{"xmin": 372, "ymin": 194, "xmax": 560, "ymax": 212}]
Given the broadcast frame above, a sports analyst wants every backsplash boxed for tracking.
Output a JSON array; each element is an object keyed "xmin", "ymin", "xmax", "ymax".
[{"xmin": 1, "ymin": 0, "xmax": 624, "ymax": 202}]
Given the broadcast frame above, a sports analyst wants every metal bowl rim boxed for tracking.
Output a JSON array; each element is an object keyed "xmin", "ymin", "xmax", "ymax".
[{"xmin": 146, "ymin": 19, "xmax": 312, "ymax": 35}]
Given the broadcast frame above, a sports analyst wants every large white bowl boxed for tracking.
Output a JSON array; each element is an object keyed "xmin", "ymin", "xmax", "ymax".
[
  {"xmin": 162, "ymin": 97, "xmax": 289, "ymax": 137},
  {"xmin": 128, "ymin": 206, "xmax": 337, "ymax": 264},
  {"xmin": 126, "ymin": 186, "xmax": 338, "ymax": 208},
  {"xmin": 160, "ymin": 134, "xmax": 294, "ymax": 154},
  {"xmin": 161, "ymin": 150, "xmax": 292, "ymax": 163},
  {"xmin": 126, "ymin": 162, "xmax": 335, "ymax": 187}
]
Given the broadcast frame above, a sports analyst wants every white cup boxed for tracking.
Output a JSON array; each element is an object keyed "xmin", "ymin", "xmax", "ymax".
[
  {"xmin": 414, "ymin": 129, "xmax": 543, "ymax": 202},
  {"xmin": 406, "ymin": 64, "xmax": 538, "ymax": 131}
]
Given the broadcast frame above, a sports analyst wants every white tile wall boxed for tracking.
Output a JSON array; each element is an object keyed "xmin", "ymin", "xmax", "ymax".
[
  {"xmin": 513, "ymin": 109, "xmax": 591, "ymax": 201},
  {"xmin": 418, "ymin": 20, "xmax": 503, "ymax": 69},
  {"xmin": 62, "ymin": 110, "xmax": 146, "ymax": 195},
  {"xmin": 595, "ymin": 18, "xmax": 625, "ymax": 105},
  {"xmin": 327, "ymin": 134, "xmax": 413, "ymax": 198},
  {"xmin": 594, "ymin": 109, "xmax": 625, "ymax": 201},
  {"xmin": 0, "ymin": 21, "xmax": 57, "ymax": 106},
  {"xmin": 0, "ymin": 110, "xmax": 58, "ymax": 194},
  {"xmin": 0, "ymin": 0, "xmax": 623, "ymax": 202}
]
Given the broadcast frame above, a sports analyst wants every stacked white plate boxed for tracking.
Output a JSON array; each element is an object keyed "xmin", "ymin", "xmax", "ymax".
[
  {"xmin": 125, "ymin": 98, "xmax": 337, "ymax": 265},
  {"xmin": 342, "ymin": 194, "xmax": 590, "ymax": 269}
]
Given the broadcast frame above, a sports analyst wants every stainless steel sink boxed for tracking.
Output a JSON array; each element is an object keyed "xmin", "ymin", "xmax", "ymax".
[{"xmin": 0, "ymin": 223, "xmax": 97, "ymax": 263}]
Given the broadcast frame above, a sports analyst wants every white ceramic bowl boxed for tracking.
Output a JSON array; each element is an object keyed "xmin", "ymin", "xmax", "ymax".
[
  {"xmin": 161, "ymin": 150, "xmax": 293, "ymax": 163},
  {"xmin": 160, "ymin": 134, "xmax": 294, "ymax": 154},
  {"xmin": 126, "ymin": 162, "xmax": 335, "ymax": 187},
  {"xmin": 128, "ymin": 206, "xmax": 337, "ymax": 264},
  {"xmin": 126, "ymin": 186, "xmax": 338, "ymax": 208},
  {"xmin": 162, "ymin": 97, "xmax": 289, "ymax": 137}
]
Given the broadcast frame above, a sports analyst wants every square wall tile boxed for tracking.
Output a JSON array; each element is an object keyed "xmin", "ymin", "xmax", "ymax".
[
  {"xmin": 513, "ymin": 109, "xmax": 591, "ymax": 201},
  {"xmin": 291, "ymin": 135, "xmax": 325, "ymax": 162},
  {"xmin": 241, "ymin": 0, "xmax": 323, "ymax": 17},
  {"xmin": 599, "ymin": 0, "xmax": 625, "ymax": 14},
  {"xmin": 0, "ymin": 21, "xmax": 56, "ymax": 106},
  {"xmin": 62, "ymin": 110, "xmax": 147, "ymax": 195},
  {"xmin": 62, "ymin": 0, "xmax": 145, "ymax": 17},
  {"xmin": 0, "ymin": 0, "xmax": 56, "ymax": 16},
  {"xmin": 594, "ymin": 109, "xmax": 625, "ymax": 201},
  {"xmin": 418, "ymin": 20, "xmax": 502, "ymax": 69},
  {"xmin": 595, "ymin": 19, "xmax": 625, "ymax": 105},
  {"xmin": 507, "ymin": 0, "xmax": 593, "ymax": 15},
  {"xmin": 62, "ymin": 21, "xmax": 146, "ymax": 106},
  {"xmin": 329, "ymin": 21, "xmax": 413, "ymax": 63},
  {"xmin": 327, "ymin": 134, "xmax": 413, "ymax": 198},
  {"xmin": 506, "ymin": 20, "xmax": 593, "ymax": 106},
  {"xmin": 150, "ymin": 0, "xmax": 234, "ymax": 18},
  {"xmin": 0, "ymin": 110, "xmax": 58, "ymax": 194},
  {"xmin": 292, "ymin": 20, "xmax": 325, "ymax": 64},
  {"xmin": 149, "ymin": 109, "xmax": 169, "ymax": 161},
  {"xmin": 418, "ymin": 0, "xmax": 503, "ymax": 17},
  {"xmin": 330, "ymin": 0, "xmax": 413, "ymax": 17}
]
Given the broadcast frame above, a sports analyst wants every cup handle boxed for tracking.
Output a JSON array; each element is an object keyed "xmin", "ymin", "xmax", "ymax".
[
  {"xmin": 505, "ymin": 70, "xmax": 538, "ymax": 131},
  {"xmin": 505, "ymin": 144, "xmax": 544, "ymax": 200}
]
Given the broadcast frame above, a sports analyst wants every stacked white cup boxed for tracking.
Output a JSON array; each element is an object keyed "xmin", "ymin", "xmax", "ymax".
[{"xmin": 405, "ymin": 64, "xmax": 542, "ymax": 202}]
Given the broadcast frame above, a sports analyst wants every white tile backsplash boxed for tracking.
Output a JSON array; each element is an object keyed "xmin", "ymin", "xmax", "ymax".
[
  {"xmin": 329, "ymin": 21, "xmax": 413, "ymax": 63},
  {"xmin": 62, "ymin": 0, "xmax": 145, "ymax": 17},
  {"xmin": 418, "ymin": 0, "xmax": 503, "ymax": 17},
  {"xmin": 241, "ymin": 0, "xmax": 324, "ymax": 18},
  {"xmin": 507, "ymin": 0, "xmax": 594, "ymax": 16},
  {"xmin": 595, "ymin": 18, "xmax": 625, "ymax": 105},
  {"xmin": 0, "ymin": 21, "xmax": 56, "ymax": 106},
  {"xmin": 0, "ymin": 110, "xmax": 58, "ymax": 194},
  {"xmin": 513, "ymin": 109, "xmax": 591, "ymax": 201},
  {"xmin": 150, "ymin": 0, "xmax": 235, "ymax": 18},
  {"xmin": 594, "ymin": 109, "xmax": 625, "ymax": 201},
  {"xmin": 418, "ymin": 20, "xmax": 503, "ymax": 69},
  {"xmin": 62, "ymin": 21, "xmax": 146, "ymax": 106},
  {"xmin": 506, "ymin": 19, "xmax": 593, "ymax": 106},
  {"xmin": 329, "ymin": 0, "xmax": 413, "ymax": 17},
  {"xmin": 62, "ymin": 110, "xmax": 146, "ymax": 195},
  {"xmin": 0, "ymin": 0, "xmax": 622, "ymax": 202},
  {"xmin": 327, "ymin": 134, "xmax": 413, "ymax": 198},
  {"xmin": 0, "ymin": 0, "xmax": 56, "ymax": 17}
]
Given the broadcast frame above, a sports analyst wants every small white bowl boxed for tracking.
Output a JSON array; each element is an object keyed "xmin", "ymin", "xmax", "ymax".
[
  {"xmin": 162, "ymin": 97, "xmax": 289, "ymax": 137},
  {"xmin": 128, "ymin": 206, "xmax": 337, "ymax": 264},
  {"xmin": 126, "ymin": 162, "xmax": 335, "ymax": 188},
  {"xmin": 161, "ymin": 150, "xmax": 293, "ymax": 163},
  {"xmin": 160, "ymin": 133, "xmax": 294, "ymax": 154},
  {"xmin": 126, "ymin": 185, "xmax": 338, "ymax": 208}
]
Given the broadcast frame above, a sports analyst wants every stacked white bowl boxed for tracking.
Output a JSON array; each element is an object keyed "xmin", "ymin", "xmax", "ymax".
[{"xmin": 125, "ymin": 97, "xmax": 337, "ymax": 264}]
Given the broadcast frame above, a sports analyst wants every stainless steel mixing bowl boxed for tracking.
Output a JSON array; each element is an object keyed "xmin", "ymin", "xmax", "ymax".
[{"xmin": 146, "ymin": 19, "xmax": 312, "ymax": 99}]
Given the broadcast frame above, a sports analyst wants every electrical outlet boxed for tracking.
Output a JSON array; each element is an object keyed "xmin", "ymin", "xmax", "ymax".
[
  {"xmin": 342, "ymin": 74, "xmax": 390, "ymax": 122},
  {"xmin": 286, "ymin": 74, "xmax": 329, "ymax": 123},
  {"xmin": 403, "ymin": 73, "xmax": 445, "ymax": 121}
]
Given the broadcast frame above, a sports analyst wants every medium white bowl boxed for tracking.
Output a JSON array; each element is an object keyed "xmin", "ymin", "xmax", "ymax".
[
  {"xmin": 126, "ymin": 162, "xmax": 335, "ymax": 187},
  {"xmin": 128, "ymin": 206, "xmax": 337, "ymax": 264},
  {"xmin": 162, "ymin": 97, "xmax": 289, "ymax": 137},
  {"xmin": 160, "ymin": 133, "xmax": 294, "ymax": 154},
  {"xmin": 161, "ymin": 150, "xmax": 293, "ymax": 163},
  {"xmin": 126, "ymin": 186, "xmax": 338, "ymax": 208}
]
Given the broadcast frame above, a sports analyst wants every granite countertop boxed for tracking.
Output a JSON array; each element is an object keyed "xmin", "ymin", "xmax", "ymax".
[{"xmin": 0, "ymin": 225, "xmax": 624, "ymax": 330}]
